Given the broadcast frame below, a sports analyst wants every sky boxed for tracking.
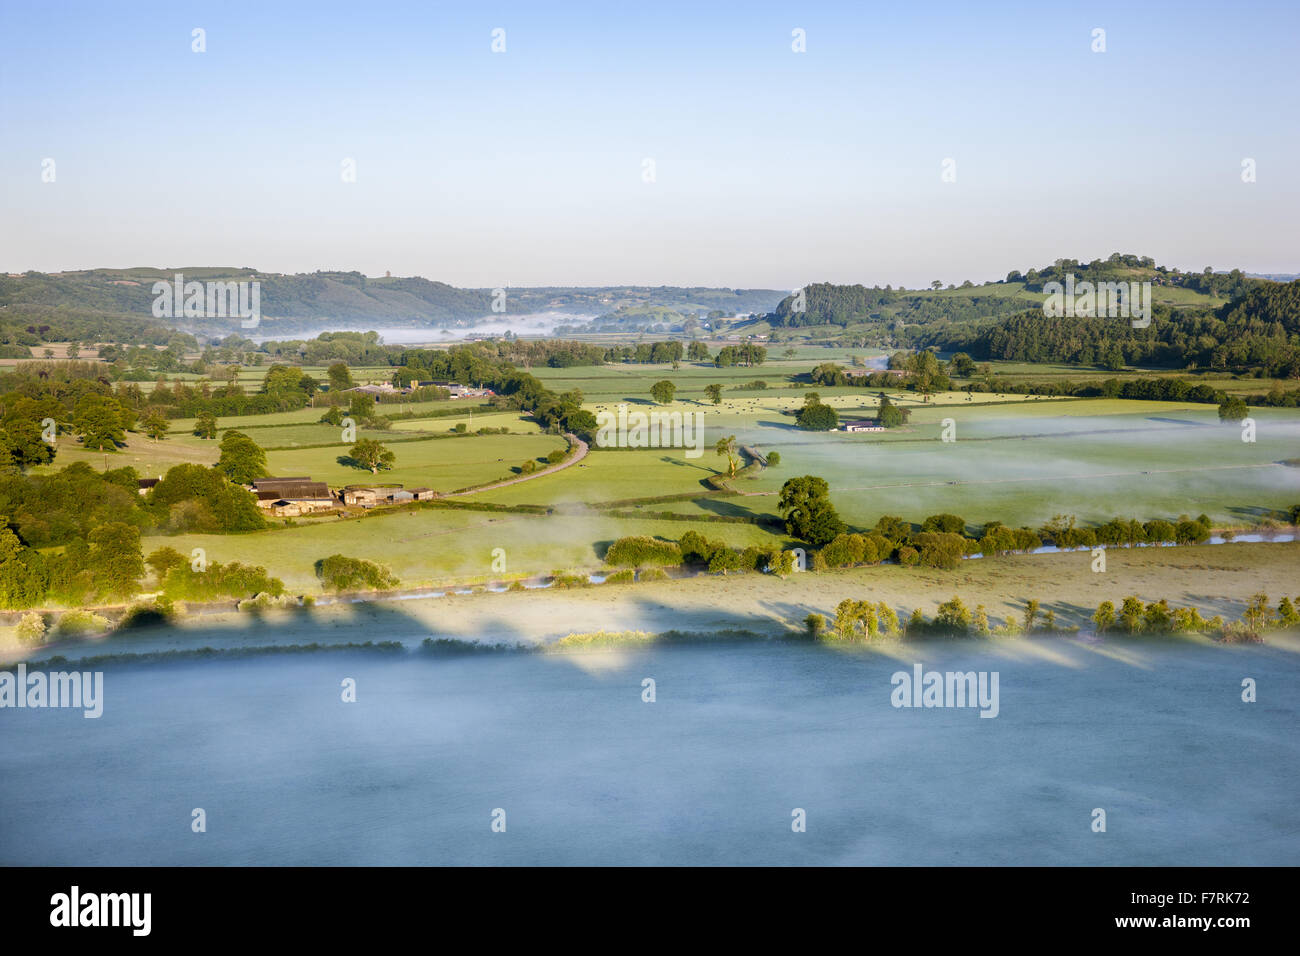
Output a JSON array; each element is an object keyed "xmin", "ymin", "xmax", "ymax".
[{"xmin": 1, "ymin": 0, "xmax": 1297, "ymax": 289}]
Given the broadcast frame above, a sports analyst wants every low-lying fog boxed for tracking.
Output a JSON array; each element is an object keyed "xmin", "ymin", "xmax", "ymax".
[
  {"xmin": 247, "ymin": 312, "xmax": 597, "ymax": 345},
  {"xmin": 3, "ymin": 639, "xmax": 1296, "ymax": 865}
]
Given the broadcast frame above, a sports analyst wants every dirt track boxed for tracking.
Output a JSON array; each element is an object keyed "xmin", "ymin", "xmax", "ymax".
[{"xmin": 443, "ymin": 433, "xmax": 588, "ymax": 497}]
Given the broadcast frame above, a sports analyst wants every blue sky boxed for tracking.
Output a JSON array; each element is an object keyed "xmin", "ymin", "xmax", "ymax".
[{"xmin": 1, "ymin": 0, "xmax": 1296, "ymax": 288}]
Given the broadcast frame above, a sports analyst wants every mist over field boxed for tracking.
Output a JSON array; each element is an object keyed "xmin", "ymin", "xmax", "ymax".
[
  {"xmin": 247, "ymin": 312, "xmax": 598, "ymax": 346},
  {"xmin": 724, "ymin": 411, "xmax": 1300, "ymax": 528},
  {"xmin": 4, "ymin": 640, "xmax": 1297, "ymax": 866}
]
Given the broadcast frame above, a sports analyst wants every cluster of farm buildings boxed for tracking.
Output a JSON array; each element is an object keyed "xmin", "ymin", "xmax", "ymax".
[
  {"xmin": 247, "ymin": 477, "xmax": 438, "ymax": 516},
  {"xmin": 136, "ymin": 475, "xmax": 440, "ymax": 517}
]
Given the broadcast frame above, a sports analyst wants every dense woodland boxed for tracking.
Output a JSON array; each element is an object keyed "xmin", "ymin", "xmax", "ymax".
[{"xmin": 760, "ymin": 255, "xmax": 1299, "ymax": 378}]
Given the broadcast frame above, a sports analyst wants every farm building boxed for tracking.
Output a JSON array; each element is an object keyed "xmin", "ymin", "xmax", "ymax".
[
  {"xmin": 842, "ymin": 420, "xmax": 886, "ymax": 432},
  {"xmin": 251, "ymin": 477, "xmax": 335, "ymax": 513},
  {"xmin": 341, "ymin": 485, "xmax": 438, "ymax": 507}
]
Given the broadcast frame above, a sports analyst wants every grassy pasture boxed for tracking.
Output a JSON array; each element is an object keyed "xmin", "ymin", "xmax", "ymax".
[
  {"xmin": 28, "ymin": 355, "xmax": 1300, "ymax": 593},
  {"xmin": 473, "ymin": 392, "xmax": 1300, "ymax": 532},
  {"xmin": 264, "ymin": 432, "xmax": 566, "ymax": 492},
  {"xmin": 144, "ymin": 509, "xmax": 790, "ymax": 593},
  {"xmin": 387, "ymin": 410, "xmax": 541, "ymax": 434}
]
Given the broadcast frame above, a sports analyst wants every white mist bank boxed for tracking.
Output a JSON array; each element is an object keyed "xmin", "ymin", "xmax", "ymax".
[
  {"xmin": 246, "ymin": 312, "xmax": 597, "ymax": 345},
  {"xmin": 3, "ymin": 639, "xmax": 1297, "ymax": 865}
]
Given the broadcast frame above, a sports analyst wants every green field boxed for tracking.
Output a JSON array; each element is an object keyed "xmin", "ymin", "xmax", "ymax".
[
  {"xmin": 145, "ymin": 508, "xmax": 788, "ymax": 592},
  {"xmin": 264, "ymin": 432, "xmax": 565, "ymax": 491},
  {"xmin": 477, "ymin": 393, "xmax": 1300, "ymax": 530},
  {"xmin": 31, "ymin": 353, "xmax": 1300, "ymax": 595}
]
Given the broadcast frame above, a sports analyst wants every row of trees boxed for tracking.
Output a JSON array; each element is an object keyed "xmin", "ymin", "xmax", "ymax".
[{"xmin": 803, "ymin": 590, "xmax": 1297, "ymax": 643}]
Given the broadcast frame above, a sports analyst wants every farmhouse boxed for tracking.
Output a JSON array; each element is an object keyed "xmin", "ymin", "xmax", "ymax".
[
  {"xmin": 842, "ymin": 420, "xmax": 886, "ymax": 432},
  {"xmin": 251, "ymin": 477, "xmax": 335, "ymax": 514}
]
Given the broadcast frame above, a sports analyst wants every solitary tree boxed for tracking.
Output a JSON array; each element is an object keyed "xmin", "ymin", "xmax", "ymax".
[
  {"xmin": 351, "ymin": 438, "xmax": 395, "ymax": 474},
  {"xmin": 1218, "ymin": 397, "xmax": 1249, "ymax": 423},
  {"xmin": 704, "ymin": 384, "xmax": 723, "ymax": 405},
  {"xmin": 650, "ymin": 380, "xmax": 676, "ymax": 405},
  {"xmin": 796, "ymin": 402, "xmax": 838, "ymax": 431},
  {"xmin": 715, "ymin": 434, "xmax": 740, "ymax": 478},
  {"xmin": 141, "ymin": 409, "xmax": 170, "ymax": 441},
  {"xmin": 193, "ymin": 412, "xmax": 218, "ymax": 439},
  {"xmin": 778, "ymin": 475, "xmax": 845, "ymax": 546}
]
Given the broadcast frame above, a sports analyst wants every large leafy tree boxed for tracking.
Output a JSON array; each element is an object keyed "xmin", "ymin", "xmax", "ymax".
[
  {"xmin": 650, "ymin": 380, "xmax": 676, "ymax": 405},
  {"xmin": 140, "ymin": 408, "xmax": 171, "ymax": 441},
  {"xmin": 72, "ymin": 394, "xmax": 129, "ymax": 451},
  {"xmin": 796, "ymin": 401, "xmax": 838, "ymax": 431},
  {"xmin": 1218, "ymin": 396, "xmax": 1249, "ymax": 422},
  {"xmin": 193, "ymin": 412, "xmax": 218, "ymax": 439},
  {"xmin": 778, "ymin": 475, "xmax": 845, "ymax": 546},
  {"xmin": 350, "ymin": 438, "xmax": 395, "ymax": 474},
  {"xmin": 216, "ymin": 432, "xmax": 268, "ymax": 484}
]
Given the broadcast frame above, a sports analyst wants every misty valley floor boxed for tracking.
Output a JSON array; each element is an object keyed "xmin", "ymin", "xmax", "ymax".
[{"xmin": 2, "ymin": 639, "xmax": 1296, "ymax": 865}]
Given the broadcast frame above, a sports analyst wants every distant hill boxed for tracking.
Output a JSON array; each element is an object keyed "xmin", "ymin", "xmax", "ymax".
[
  {"xmin": 761, "ymin": 255, "xmax": 1248, "ymax": 332},
  {"xmin": 0, "ymin": 268, "xmax": 784, "ymax": 338},
  {"xmin": 920, "ymin": 271, "xmax": 1300, "ymax": 377}
]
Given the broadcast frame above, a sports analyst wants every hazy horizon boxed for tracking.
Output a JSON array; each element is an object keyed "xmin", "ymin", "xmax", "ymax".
[{"xmin": 9, "ymin": 263, "xmax": 1299, "ymax": 291}]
